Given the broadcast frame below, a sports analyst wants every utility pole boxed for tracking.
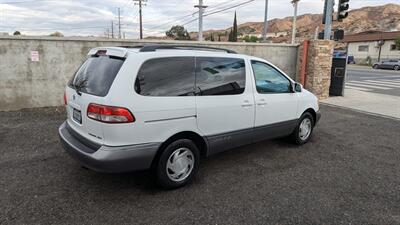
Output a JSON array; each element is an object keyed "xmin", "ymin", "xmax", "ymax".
[
  {"xmin": 323, "ymin": 0, "xmax": 334, "ymax": 40},
  {"xmin": 291, "ymin": 0, "xmax": 299, "ymax": 44},
  {"xmin": 195, "ymin": 0, "xmax": 208, "ymax": 41},
  {"xmin": 134, "ymin": 0, "xmax": 146, "ymax": 39},
  {"xmin": 262, "ymin": 0, "xmax": 269, "ymax": 42},
  {"xmin": 118, "ymin": 7, "xmax": 122, "ymax": 39},
  {"xmin": 111, "ymin": 21, "xmax": 114, "ymax": 39}
]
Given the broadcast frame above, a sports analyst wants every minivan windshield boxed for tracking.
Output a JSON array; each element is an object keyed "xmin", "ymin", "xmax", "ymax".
[{"xmin": 69, "ymin": 55, "xmax": 124, "ymax": 97}]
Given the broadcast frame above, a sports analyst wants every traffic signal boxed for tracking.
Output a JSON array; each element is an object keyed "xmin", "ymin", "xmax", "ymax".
[{"xmin": 338, "ymin": 0, "xmax": 350, "ymax": 22}]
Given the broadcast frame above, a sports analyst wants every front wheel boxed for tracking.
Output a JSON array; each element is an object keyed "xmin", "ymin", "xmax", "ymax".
[
  {"xmin": 394, "ymin": 65, "xmax": 399, "ymax": 71},
  {"xmin": 373, "ymin": 64, "xmax": 379, "ymax": 69},
  {"xmin": 291, "ymin": 112, "xmax": 314, "ymax": 145},
  {"xmin": 155, "ymin": 139, "xmax": 200, "ymax": 189}
]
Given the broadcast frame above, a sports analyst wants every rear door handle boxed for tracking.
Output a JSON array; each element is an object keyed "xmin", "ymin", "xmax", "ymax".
[{"xmin": 241, "ymin": 100, "xmax": 253, "ymax": 107}]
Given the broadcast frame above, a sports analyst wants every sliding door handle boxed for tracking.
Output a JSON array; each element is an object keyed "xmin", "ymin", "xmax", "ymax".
[
  {"xmin": 257, "ymin": 99, "xmax": 267, "ymax": 106},
  {"xmin": 241, "ymin": 100, "xmax": 253, "ymax": 107}
]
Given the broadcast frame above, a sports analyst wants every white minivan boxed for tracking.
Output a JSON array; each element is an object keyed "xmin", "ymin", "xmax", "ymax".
[{"xmin": 59, "ymin": 45, "xmax": 320, "ymax": 188}]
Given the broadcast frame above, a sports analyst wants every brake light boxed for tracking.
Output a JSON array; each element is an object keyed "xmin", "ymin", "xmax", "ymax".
[
  {"xmin": 87, "ymin": 103, "xmax": 135, "ymax": 123},
  {"xmin": 64, "ymin": 91, "xmax": 67, "ymax": 105},
  {"xmin": 96, "ymin": 50, "xmax": 107, "ymax": 56}
]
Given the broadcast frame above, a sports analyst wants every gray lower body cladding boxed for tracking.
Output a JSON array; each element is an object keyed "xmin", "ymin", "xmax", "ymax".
[
  {"xmin": 59, "ymin": 122, "xmax": 160, "ymax": 173},
  {"xmin": 206, "ymin": 119, "xmax": 299, "ymax": 155},
  {"xmin": 59, "ymin": 112, "xmax": 321, "ymax": 172}
]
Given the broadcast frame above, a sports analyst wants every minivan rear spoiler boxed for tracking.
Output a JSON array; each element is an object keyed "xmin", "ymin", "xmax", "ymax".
[{"xmin": 88, "ymin": 47, "xmax": 128, "ymax": 58}]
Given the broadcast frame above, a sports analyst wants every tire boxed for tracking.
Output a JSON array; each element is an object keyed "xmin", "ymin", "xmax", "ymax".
[
  {"xmin": 394, "ymin": 65, "xmax": 399, "ymax": 71},
  {"xmin": 373, "ymin": 65, "xmax": 379, "ymax": 69},
  {"xmin": 155, "ymin": 139, "xmax": 200, "ymax": 189},
  {"xmin": 291, "ymin": 112, "xmax": 314, "ymax": 145}
]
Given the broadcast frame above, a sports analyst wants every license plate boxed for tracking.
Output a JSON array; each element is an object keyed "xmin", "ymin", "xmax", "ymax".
[{"xmin": 73, "ymin": 108, "xmax": 82, "ymax": 124}]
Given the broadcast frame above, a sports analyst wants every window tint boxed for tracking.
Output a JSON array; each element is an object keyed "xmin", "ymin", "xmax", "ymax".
[
  {"xmin": 195, "ymin": 57, "xmax": 246, "ymax": 96},
  {"xmin": 251, "ymin": 61, "xmax": 291, "ymax": 94},
  {"xmin": 135, "ymin": 57, "xmax": 195, "ymax": 96},
  {"xmin": 69, "ymin": 55, "xmax": 124, "ymax": 97}
]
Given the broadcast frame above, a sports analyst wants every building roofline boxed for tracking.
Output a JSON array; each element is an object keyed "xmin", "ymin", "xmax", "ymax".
[{"xmin": 343, "ymin": 31, "xmax": 400, "ymax": 43}]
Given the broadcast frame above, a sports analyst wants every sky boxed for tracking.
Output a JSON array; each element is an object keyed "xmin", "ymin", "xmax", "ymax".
[{"xmin": 0, "ymin": 0, "xmax": 398, "ymax": 38}]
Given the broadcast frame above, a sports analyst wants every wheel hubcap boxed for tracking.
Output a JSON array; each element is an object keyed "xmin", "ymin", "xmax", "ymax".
[
  {"xmin": 166, "ymin": 148, "xmax": 194, "ymax": 182},
  {"xmin": 299, "ymin": 118, "xmax": 312, "ymax": 141}
]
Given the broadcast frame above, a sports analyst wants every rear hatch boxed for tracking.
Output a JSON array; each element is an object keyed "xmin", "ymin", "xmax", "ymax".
[{"xmin": 65, "ymin": 48, "xmax": 127, "ymax": 145}]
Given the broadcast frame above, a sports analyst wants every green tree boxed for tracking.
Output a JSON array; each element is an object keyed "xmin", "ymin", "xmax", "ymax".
[
  {"xmin": 13, "ymin": 31, "xmax": 21, "ymax": 36},
  {"xmin": 395, "ymin": 37, "xmax": 400, "ymax": 49},
  {"xmin": 166, "ymin": 25, "xmax": 191, "ymax": 40},
  {"xmin": 50, "ymin": 31, "xmax": 64, "ymax": 37},
  {"xmin": 228, "ymin": 11, "xmax": 238, "ymax": 42},
  {"xmin": 210, "ymin": 33, "xmax": 215, "ymax": 42},
  {"xmin": 244, "ymin": 35, "xmax": 259, "ymax": 43}
]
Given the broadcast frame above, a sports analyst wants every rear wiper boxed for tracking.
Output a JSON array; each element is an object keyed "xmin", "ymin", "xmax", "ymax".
[{"xmin": 74, "ymin": 79, "xmax": 88, "ymax": 96}]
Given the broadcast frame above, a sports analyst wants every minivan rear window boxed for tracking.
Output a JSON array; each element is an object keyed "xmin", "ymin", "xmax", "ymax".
[{"xmin": 69, "ymin": 55, "xmax": 124, "ymax": 97}]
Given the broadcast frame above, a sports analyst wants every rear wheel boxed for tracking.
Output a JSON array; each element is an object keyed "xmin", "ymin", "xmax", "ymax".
[
  {"xmin": 394, "ymin": 65, "xmax": 399, "ymax": 71},
  {"xmin": 291, "ymin": 112, "xmax": 314, "ymax": 145},
  {"xmin": 155, "ymin": 139, "xmax": 200, "ymax": 189},
  {"xmin": 373, "ymin": 64, "xmax": 379, "ymax": 69}
]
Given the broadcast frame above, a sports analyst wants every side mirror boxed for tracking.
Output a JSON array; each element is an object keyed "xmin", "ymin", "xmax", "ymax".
[{"xmin": 294, "ymin": 82, "xmax": 302, "ymax": 92}]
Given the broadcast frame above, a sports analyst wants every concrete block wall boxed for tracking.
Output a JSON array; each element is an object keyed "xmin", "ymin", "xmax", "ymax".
[{"xmin": 0, "ymin": 36, "xmax": 298, "ymax": 111}]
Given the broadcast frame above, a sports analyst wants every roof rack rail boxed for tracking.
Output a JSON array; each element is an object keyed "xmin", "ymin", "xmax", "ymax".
[
  {"xmin": 138, "ymin": 44, "xmax": 237, "ymax": 54},
  {"xmin": 118, "ymin": 45, "xmax": 144, "ymax": 49}
]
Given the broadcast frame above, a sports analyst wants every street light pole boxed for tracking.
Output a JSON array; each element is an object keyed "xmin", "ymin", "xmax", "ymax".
[
  {"xmin": 262, "ymin": 0, "xmax": 269, "ymax": 42},
  {"xmin": 291, "ymin": 0, "xmax": 299, "ymax": 44}
]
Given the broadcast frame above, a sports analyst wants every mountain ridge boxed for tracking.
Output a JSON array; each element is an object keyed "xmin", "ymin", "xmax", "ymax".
[{"xmin": 197, "ymin": 3, "xmax": 400, "ymax": 43}]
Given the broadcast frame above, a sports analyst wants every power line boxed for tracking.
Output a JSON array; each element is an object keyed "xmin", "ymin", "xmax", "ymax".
[
  {"xmin": 204, "ymin": 0, "xmax": 255, "ymax": 17},
  {"xmin": 147, "ymin": 11, "xmax": 197, "ymax": 30},
  {"xmin": 207, "ymin": 0, "xmax": 240, "ymax": 11},
  {"xmin": 0, "ymin": 25, "xmax": 108, "ymax": 31},
  {"xmin": 0, "ymin": 0, "xmax": 55, "ymax": 4},
  {"xmin": 181, "ymin": 0, "xmax": 256, "ymax": 27},
  {"xmin": 145, "ymin": 0, "xmax": 244, "ymax": 32}
]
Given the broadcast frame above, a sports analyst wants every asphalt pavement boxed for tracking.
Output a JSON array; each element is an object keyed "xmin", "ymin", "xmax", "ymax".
[{"xmin": 1, "ymin": 105, "xmax": 400, "ymax": 225}]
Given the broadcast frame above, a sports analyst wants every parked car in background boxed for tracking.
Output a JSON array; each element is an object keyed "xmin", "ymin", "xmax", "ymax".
[
  {"xmin": 372, "ymin": 59, "xmax": 400, "ymax": 70},
  {"xmin": 347, "ymin": 55, "xmax": 355, "ymax": 64},
  {"xmin": 333, "ymin": 50, "xmax": 347, "ymax": 59},
  {"xmin": 59, "ymin": 45, "xmax": 321, "ymax": 189}
]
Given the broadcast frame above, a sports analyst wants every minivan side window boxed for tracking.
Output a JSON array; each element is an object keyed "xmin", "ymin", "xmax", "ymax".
[
  {"xmin": 195, "ymin": 57, "xmax": 246, "ymax": 96},
  {"xmin": 135, "ymin": 57, "xmax": 195, "ymax": 96},
  {"xmin": 251, "ymin": 61, "xmax": 292, "ymax": 94}
]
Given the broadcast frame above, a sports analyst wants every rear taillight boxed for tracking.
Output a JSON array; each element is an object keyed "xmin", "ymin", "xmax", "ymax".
[
  {"xmin": 87, "ymin": 103, "xmax": 135, "ymax": 123},
  {"xmin": 64, "ymin": 91, "xmax": 67, "ymax": 105}
]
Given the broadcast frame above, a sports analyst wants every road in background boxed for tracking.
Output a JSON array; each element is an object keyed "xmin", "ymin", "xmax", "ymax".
[
  {"xmin": 323, "ymin": 66, "xmax": 400, "ymax": 119},
  {"xmin": 346, "ymin": 66, "xmax": 400, "ymax": 97}
]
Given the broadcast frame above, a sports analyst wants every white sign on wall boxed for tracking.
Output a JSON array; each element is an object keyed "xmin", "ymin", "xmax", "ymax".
[{"xmin": 30, "ymin": 51, "xmax": 39, "ymax": 62}]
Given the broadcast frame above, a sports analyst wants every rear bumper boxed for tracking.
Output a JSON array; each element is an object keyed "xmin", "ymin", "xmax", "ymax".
[{"xmin": 58, "ymin": 121, "xmax": 160, "ymax": 173}]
